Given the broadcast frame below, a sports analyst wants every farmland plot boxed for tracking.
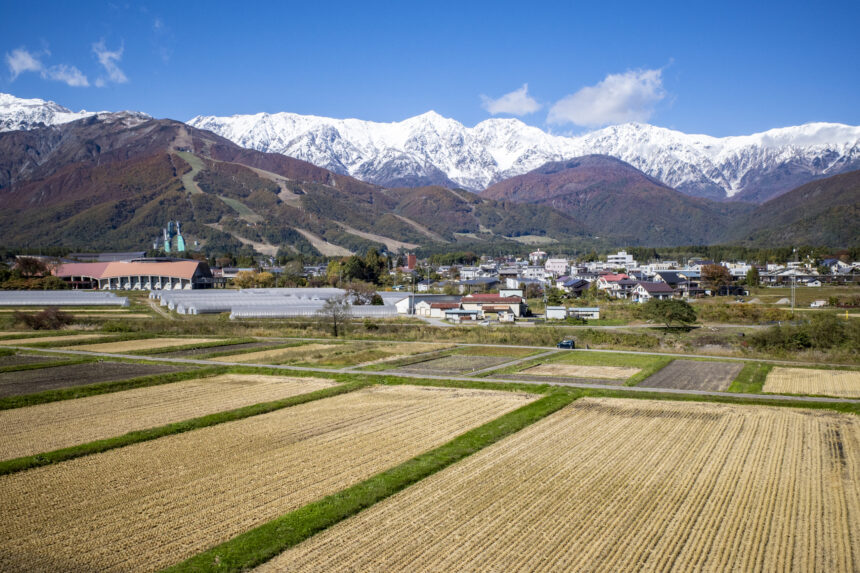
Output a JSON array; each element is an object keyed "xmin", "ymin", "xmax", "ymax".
[
  {"xmin": 0, "ymin": 385, "xmax": 534, "ymax": 572},
  {"xmin": 0, "ymin": 362, "xmax": 185, "ymax": 398},
  {"xmin": 209, "ymin": 343, "xmax": 336, "ymax": 364},
  {"xmin": 640, "ymin": 359, "xmax": 743, "ymax": 391},
  {"xmin": 265, "ymin": 397, "xmax": 860, "ymax": 573},
  {"xmin": 0, "ymin": 334, "xmax": 104, "ymax": 346},
  {"xmin": 0, "ymin": 374, "xmax": 336, "ymax": 460},
  {"xmin": 62, "ymin": 338, "xmax": 216, "ymax": 353},
  {"xmin": 393, "ymin": 354, "xmax": 511, "ymax": 375},
  {"xmin": 764, "ymin": 367, "xmax": 860, "ymax": 398},
  {"xmin": 522, "ymin": 364, "xmax": 640, "ymax": 379},
  {"xmin": 0, "ymin": 353, "xmax": 62, "ymax": 368}
]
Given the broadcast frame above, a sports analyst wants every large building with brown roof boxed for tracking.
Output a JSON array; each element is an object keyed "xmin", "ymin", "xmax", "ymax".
[{"xmin": 55, "ymin": 259, "xmax": 213, "ymax": 290}]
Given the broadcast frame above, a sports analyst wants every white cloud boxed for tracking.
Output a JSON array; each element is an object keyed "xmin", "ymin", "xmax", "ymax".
[
  {"xmin": 92, "ymin": 40, "xmax": 128, "ymax": 85},
  {"xmin": 481, "ymin": 83, "xmax": 541, "ymax": 116},
  {"xmin": 5, "ymin": 47, "xmax": 44, "ymax": 80},
  {"xmin": 4, "ymin": 46, "xmax": 89, "ymax": 87},
  {"xmin": 548, "ymin": 69, "xmax": 666, "ymax": 127},
  {"xmin": 45, "ymin": 64, "xmax": 89, "ymax": 87}
]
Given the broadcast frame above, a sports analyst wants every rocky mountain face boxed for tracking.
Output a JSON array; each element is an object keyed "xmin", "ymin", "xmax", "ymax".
[{"xmin": 189, "ymin": 109, "xmax": 860, "ymax": 202}]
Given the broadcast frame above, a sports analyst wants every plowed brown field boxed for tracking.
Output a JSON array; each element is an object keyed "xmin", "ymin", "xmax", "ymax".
[
  {"xmin": 263, "ymin": 398, "xmax": 860, "ymax": 573},
  {"xmin": 0, "ymin": 374, "xmax": 336, "ymax": 460},
  {"xmin": 0, "ymin": 385, "xmax": 534, "ymax": 572}
]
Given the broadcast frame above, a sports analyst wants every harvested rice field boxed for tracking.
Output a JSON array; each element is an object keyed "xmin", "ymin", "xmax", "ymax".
[
  {"xmin": 157, "ymin": 341, "xmax": 277, "ymax": 358},
  {"xmin": 393, "ymin": 354, "xmax": 512, "ymax": 375},
  {"xmin": 0, "ymin": 385, "xmax": 534, "ymax": 572},
  {"xmin": 763, "ymin": 367, "xmax": 860, "ymax": 398},
  {"xmin": 349, "ymin": 342, "xmax": 455, "ymax": 367},
  {"xmin": 521, "ymin": 363, "xmax": 640, "ymax": 379},
  {"xmin": 640, "ymin": 359, "xmax": 743, "ymax": 391},
  {"xmin": 0, "ymin": 374, "xmax": 337, "ymax": 460},
  {"xmin": 209, "ymin": 343, "xmax": 337, "ymax": 363},
  {"xmin": 61, "ymin": 338, "xmax": 216, "ymax": 353},
  {"xmin": 266, "ymin": 398, "xmax": 860, "ymax": 573},
  {"xmin": 0, "ymin": 362, "xmax": 185, "ymax": 398},
  {"xmin": 0, "ymin": 334, "xmax": 104, "ymax": 346},
  {"xmin": 454, "ymin": 345, "xmax": 539, "ymax": 358}
]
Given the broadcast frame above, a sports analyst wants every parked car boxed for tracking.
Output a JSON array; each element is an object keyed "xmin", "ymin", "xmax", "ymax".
[{"xmin": 556, "ymin": 339, "xmax": 575, "ymax": 349}]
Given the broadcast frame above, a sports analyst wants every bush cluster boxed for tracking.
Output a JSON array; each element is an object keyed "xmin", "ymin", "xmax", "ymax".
[
  {"xmin": 748, "ymin": 314, "xmax": 860, "ymax": 352},
  {"xmin": 14, "ymin": 307, "xmax": 73, "ymax": 330}
]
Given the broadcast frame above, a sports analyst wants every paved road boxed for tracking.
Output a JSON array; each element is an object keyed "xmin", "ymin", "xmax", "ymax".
[{"xmin": 12, "ymin": 345, "xmax": 860, "ymax": 405}]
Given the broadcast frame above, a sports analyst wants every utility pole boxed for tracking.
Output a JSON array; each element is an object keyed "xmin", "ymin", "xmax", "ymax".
[{"xmin": 791, "ymin": 248, "xmax": 797, "ymax": 318}]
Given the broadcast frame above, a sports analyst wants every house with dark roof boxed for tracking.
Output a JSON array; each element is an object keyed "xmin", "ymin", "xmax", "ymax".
[{"xmin": 631, "ymin": 281, "xmax": 675, "ymax": 303}]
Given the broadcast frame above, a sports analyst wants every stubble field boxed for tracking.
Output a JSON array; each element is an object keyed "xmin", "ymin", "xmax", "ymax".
[
  {"xmin": 263, "ymin": 398, "xmax": 860, "ymax": 572},
  {"xmin": 0, "ymin": 385, "xmax": 534, "ymax": 572},
  {"xmin": 61, "ymin": 338, "xmax": 216, "ymax": 353},
  {"xmin": 522, "ymin": 363, "xmax": 641, "ymax": 379},
  {"xmin": 0, "ymin": 374, "xmax": 337, "ymax": 460},
  {"xmin": 763, "ymin": 367, "xmax": 860, "ymax": 398},
  {"xmin": 0, "ymin": 334, "xmax": 104, "ymax": 346}
]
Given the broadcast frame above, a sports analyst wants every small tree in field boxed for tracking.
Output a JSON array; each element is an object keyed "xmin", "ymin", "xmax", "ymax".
[
  {"xmin": 317, "ymin": 295, "xmax": 351, "ymax": 337},
  {"xmin": 746, "ymin": 266, "xmax": 760, "ymax": 287},
  {"xmin": 701, "ymin": 264, "xmax": 733, "ymax": 294},
  {"xmin": 642, "ymin": 298, "xmax": 697, "ymax": 329}
]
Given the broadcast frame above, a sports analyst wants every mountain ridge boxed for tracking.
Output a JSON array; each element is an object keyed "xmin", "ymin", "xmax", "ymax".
[{"xmin": 188, "ymin": 108, "xmax": 860, "ymax": 202}]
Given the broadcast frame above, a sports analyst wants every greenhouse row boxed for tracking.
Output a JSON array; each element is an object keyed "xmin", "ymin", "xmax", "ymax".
[
  {"xmin": 0, "ymin": 291, "xmax": 129, "ymax": 307},
  {"xmin": 150, "ymin": 287, "xmax": 406, "ymax": 317}
]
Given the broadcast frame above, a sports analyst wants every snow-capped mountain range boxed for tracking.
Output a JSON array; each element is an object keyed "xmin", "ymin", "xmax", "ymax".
[
  {"xmin": 1, "ymin": 93, "xmax": 857, "ymax": 203},
  {"xmin": 189, "ymin": 111, "xmax": 860, "ymax": 202}
]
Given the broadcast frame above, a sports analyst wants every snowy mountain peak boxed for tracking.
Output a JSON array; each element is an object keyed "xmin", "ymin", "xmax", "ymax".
[
  {"xmin": 0, "ymin": 93, "xmax": 151, "ymax": 133},
  {"xmin": 0, "ymin": 92, "xmax": 99, "ymax": 132}
]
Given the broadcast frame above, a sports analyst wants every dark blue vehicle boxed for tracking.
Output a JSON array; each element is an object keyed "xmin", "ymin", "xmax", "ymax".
[{"xmin": 556, "ymin": 339, "xmax": 575, "ymax": 349}]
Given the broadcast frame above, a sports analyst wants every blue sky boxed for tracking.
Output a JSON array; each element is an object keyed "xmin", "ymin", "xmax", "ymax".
[{"xmin": 1, "ymin": 0, "xmax": 858, "ymax": 136}]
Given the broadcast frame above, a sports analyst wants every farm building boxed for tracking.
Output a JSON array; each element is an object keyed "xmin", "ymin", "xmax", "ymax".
[
  {"xmin": 569, "ymin": 307, "xmax": 600, "ymax": 320},
  {"xmin": 545, "ymin": 306, "xmax": 568, "ymax": 320},
  {"xmin": 55, "ymin": 260, "xmax": 213, "ymax": 290},
  {"xmin": 461, "ymin": 294, "xmax": 526, "ymax": 317}
]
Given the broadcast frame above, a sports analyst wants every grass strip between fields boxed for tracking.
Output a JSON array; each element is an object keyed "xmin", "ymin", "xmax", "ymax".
[
  {"xmin": 0, "ymin": 367, "xmax": 222, "ymax": 410},
  {"xmin": 727, "ymin": 362, "xmax": 773, "ymax": 393},
  {"xmin": 0, "ymin": 379, "xmax": 369, "ymax": 477},
  {"xmin": 160, "ymin": 390, "xmax": 578, "ymax": 573}
]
